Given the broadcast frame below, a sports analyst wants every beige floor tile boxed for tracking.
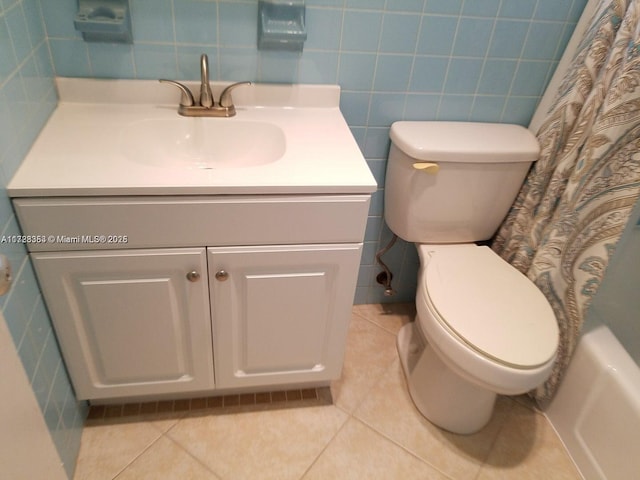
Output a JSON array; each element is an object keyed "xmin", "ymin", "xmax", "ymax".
[
  {"xmin": 73, "ymin": 421, "xmax": 164, "ymax": 480},
  {"xmin": 352, "ymin": 303, "xmax": 415, "ymax": 335},
  {"xmin": 302, "ymin": 418, "xmax": 449, "ymax": 480},
  {"xmin": 355, "ymin": 359, "xmax": 513, "ymax": 480},
  {"xmin": 167, "ymin": 404, "xmax": 348, "ymax": 480},
  {"xmin": 330, "ymin": 312, "xmax": 399, "ymax": 413},
  {"xmin": 477, "ymin": 403, "xmax": 582, "ymax": 480},
  {"xmin": 115, "ymin": 436, "xmax": 220, "ymax": 480}
]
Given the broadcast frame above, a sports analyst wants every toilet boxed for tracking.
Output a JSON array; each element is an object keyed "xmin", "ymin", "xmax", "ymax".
[{"xmin": 385, "ymin": 121, "xmax": 559, "ymax": 434}]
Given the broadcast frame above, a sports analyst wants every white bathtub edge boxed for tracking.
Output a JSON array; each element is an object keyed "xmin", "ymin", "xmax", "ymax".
[{"xmin": 545, "ymin": 325, "xmax": 640, "ymax": 480}]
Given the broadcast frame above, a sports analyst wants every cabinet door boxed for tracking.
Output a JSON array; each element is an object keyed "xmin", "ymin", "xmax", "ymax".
[
  {"xmin": 208, "ymin": 244, "xmax": 361, "ymax": 389},
  {"xmin": 32, "ymin": 249, "xmax": 214, "ymax": 400}
]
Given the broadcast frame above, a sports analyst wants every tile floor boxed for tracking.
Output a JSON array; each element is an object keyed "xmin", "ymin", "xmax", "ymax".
[{"xmin": 72, "ymin": 304, "xmax": 582, "ymax": 480}]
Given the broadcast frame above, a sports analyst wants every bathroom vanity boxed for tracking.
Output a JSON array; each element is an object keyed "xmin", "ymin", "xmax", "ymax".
[{"xmin": 9, "ymin": 79, "xmax": 376, "ymax": 402}]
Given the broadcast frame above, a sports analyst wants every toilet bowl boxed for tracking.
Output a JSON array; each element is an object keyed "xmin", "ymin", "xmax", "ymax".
[
  {"xmin": 397, "ymin": 244, "xmax": 558, "ymax": 434},
  {"xmin": 384, "ymin": 121, "xmax": 559, "ymax": 434}
]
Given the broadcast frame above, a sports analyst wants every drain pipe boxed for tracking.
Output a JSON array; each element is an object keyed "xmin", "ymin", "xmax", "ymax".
[{"xmin": 375, "ymin": 234, "xmax": 398, "ymax": 296}]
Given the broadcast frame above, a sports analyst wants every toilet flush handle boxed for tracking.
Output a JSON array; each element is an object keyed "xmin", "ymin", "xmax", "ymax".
[{"xmin": 413, "ymin": 162, "xmax": 440, "ymax": 174}]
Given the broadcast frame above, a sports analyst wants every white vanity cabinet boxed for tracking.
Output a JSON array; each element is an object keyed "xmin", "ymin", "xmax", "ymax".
[
  {"xmin": 7, "ymin": 79, "xmax": 378, "ymax": 402},
  {"xmin": 13, "ymin": 195, "xmax": 369, "ymax": 401}
]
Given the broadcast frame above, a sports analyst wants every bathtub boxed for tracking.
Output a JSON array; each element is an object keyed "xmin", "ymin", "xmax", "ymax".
[{"xmin": 546, "ymin": 326, "xmax": 640, "ymax": 480}]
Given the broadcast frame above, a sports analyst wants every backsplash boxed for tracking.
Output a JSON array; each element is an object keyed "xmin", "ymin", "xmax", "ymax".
[
  {"xmin": 38, "ymin": 0, "xmax": 586, "ymax": 303},
  {"xmin": 0, "ymin": 0, "xmax": 87, "ymax": 477}
]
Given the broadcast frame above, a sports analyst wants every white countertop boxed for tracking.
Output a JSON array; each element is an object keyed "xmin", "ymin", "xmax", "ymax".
[{"xmin": 8, "ymin": 78, "xmax": 377, "ymax": 197}]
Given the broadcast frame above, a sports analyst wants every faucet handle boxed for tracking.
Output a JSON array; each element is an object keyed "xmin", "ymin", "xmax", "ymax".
[
  {"xmin": 159, "ymin": 79, "xmax": 196, "ymax": 107},
  {"xmin": 219, "ymin": 81, "xmax": 252, "ymax": 108}
]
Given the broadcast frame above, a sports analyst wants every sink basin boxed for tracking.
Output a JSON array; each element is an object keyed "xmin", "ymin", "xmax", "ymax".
[{"xmin": 120, "ymin": 118, "xmax": 286, "ymax": 169}]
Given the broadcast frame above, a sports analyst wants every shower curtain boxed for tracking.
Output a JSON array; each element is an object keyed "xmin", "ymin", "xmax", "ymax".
[{"xmin": 493, "ymin": 0, "xmax": 640, "ymax": 408}]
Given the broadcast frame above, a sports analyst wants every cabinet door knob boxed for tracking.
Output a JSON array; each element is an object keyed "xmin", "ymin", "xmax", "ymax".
[
  {"xmin": 215, "ymin": 270, "xmax": 229, "ymax": 281},
  {"xmin": 186, "ymin": 270, "xmax": 201, "ymax": 282}
]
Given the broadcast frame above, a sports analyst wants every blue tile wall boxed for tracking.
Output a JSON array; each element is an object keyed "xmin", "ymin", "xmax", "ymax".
[
  {"xmin": 0, "ymin": 0, "xmax": 88, "ymax": 478},
  {"xmin": 35, "ymin": 0, "xmax": 587, "ymax": 307}
]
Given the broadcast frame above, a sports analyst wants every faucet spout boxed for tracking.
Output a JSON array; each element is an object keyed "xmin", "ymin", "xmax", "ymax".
[{"xmin": 199, "ymin": 54, "xmax": 214, "ymax": 108}]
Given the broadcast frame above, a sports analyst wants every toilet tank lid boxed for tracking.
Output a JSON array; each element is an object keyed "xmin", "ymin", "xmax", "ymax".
[{"xmin": 390, "ymin": 121, "xmax": 540, "ymax": 163}]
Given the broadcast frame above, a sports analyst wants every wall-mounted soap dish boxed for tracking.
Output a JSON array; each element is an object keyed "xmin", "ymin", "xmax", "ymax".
[
  {"xmin": 74, "ymin": 0, "xmax": 132, "ymax": 43},
  {"xmin": 258, "ymin": 0, "xmax": 307, "ymax": 52}
]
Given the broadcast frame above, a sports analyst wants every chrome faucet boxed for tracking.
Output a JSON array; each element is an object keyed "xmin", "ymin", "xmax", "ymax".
[{"xmin": 159, "ymin": 54, "xmax": 251, "ymax": 117}]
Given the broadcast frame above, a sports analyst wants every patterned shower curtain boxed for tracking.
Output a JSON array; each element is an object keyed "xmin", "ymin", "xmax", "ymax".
[{"xmin": 493, "ymin": 0, "xmax": 640, "ymax": 408}]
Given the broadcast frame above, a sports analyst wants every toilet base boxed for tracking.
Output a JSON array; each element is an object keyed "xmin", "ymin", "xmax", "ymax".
[{"xmin": 397, "ymin": 322, "xmax": 496, "ymax": 434}]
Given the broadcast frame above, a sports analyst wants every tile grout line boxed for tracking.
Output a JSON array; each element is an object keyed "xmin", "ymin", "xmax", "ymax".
[
  {"xmin": 161, "ymin": 432, "xmax": 223, "ymax": 480},
  {"xmin": 346, "ymin": 357, "xmax": 448, "ymax": 476},
  {"xmin": 470, "ymin": 396, "xmax": 518, "ymax": 480},
  {"xmin": 347, "ymin": 353, "xmax": 454, "ymax": 477},
  {"xmin": 348, "ymin": 306, "xmax": 461, "ymax": 479},
  {"xmin": 298, "ymin": 309, "xmax": 407, "ymax": 478},
  {"xmin": 351, "ymin": 309, "xmax": 403, "ymax": 336},
  {"xmin": 109, "ymin": 428, "xmax": 167, "ymax": 480},
  {"xmin": 350, "ymin": 415, "xmax": 458, "ymax": 480},
  {"xmin": 296, "ymin": 408, "xmax": 352, "ymax": 480}
]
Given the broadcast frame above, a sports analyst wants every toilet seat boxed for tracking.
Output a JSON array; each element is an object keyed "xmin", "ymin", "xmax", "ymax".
[{"xmin": 422, "ymin": 246, "xmax": 558, "ymax": 369}]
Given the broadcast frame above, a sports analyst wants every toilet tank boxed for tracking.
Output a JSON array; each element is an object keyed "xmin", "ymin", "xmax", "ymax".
[{"xmin": 384, "ymin": 121, "xmax": 539, "ymax": 243}]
